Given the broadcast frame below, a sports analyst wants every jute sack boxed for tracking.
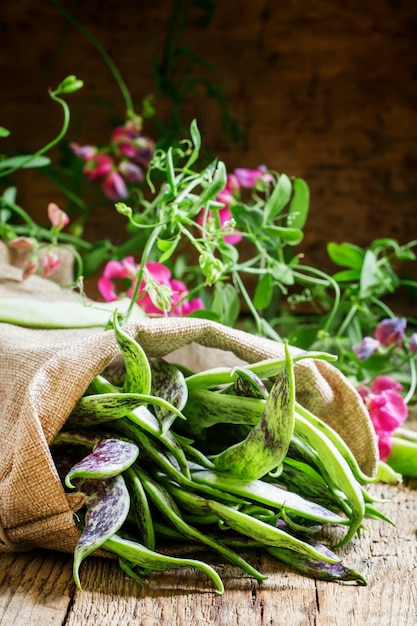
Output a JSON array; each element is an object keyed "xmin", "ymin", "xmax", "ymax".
[{"xmin": 0, "ymin": 256, "xmax": 379, "ymax": 555}]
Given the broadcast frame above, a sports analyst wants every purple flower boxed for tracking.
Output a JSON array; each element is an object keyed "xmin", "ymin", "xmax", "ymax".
[
  {"xmin": 234, "ymin": 166, "xmax": 272, "ymax": 188},
  {"xmin": 70, "ymin": 142, "xmax": 96, "ymax": 160},
  {"xmin": 353, "ymin": 336, "xmax": 380, "ymax": 361},
  {"xmin": 409, "ymin": 333, "xmax": 417, "ymax": 352},
  {"xmin": 118, "ymin": 161, "xmax": 144, "ymax": 183},
  {"xmin": 374, "ymin": 317, "xmax": 407, "ymax": 346},
  {"xmin": 101, "ymin": 170, "xmax": 129, "ymax": 200}
]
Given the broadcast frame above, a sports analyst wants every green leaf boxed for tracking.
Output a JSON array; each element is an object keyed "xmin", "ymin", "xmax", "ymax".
[
  {"xmin": 211, "ymin": 282, "xmax": 240, "ymax": 326},
  {"xmin": 327, "ymin": 242, "xmax": 365, "ymax": 269},
  {"xmin": 230, "ymin": 204, "xmax": 263, "ymax": 233},
  {"xmin": 287, "ymin": 178, "xmax": 309, "ymax": 229},
  {"xmin": 1, "ymin": 186, "xmax": 17, "ymax": 204},
  {"xmin": 359, "ymin": 250, "xmax": 382, "ymax": 298},
  {"xmin": 263, "ymin": 173, "xmax": 292, "ymax": 221},
  {"xmin": 331, "ymin": 269, "xmax": 361, "ymax": 283},
  {"xmin": 270, "ymin": 262, "xmax": 295, "ymax": 285},
  {"xmin": 264, "ymin": 225, "xmax": 303, "ymax": 245},
  {"xmin": 253, "ymin": 273, "xmax": 274, "ymax": 310},
  {"xmin": 218, "ymin": 241, "xmax": 239, "ymax": 267},
  {"xmin": 0, "ymin": 127, "xmax": 10, "ymax": 138},
  {"xmin": 0, "ymin": 155, "xmax": 51, "ymax": 169},
  {"xmin": 157, "ymin": 236, "xmax": 180, "ymax": 263},
  {"xmin": 184, "ymin": 119, "xmax": 201, "ymax": 169}
]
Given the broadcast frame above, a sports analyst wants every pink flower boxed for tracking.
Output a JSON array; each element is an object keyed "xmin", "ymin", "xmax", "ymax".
[
  {"xmin": 112, "ymin": 121, "xmax": 154, "ymax": 167},
  {"xmin": 70, "ymin": 142, "xmax": 96, "ymax": 161},
  {"xmin": 40, "ymin": 251, "xmax": 61, "ymax": 278},
  {"xmin": 97, "ymin": 256, "xmax": 137, "ymax": 301},
  {"xmin": 409, "ymin": 333, "xmax": 417, "ymax": 352},
  {"xmin": 218, "ymin": 206, "xmax": 242, "ymax": 244},
  {"xmin": 47, "ymin": 202, "xmax": 70, "ymax": 229},
  {"xmin": 353, "ymin": 336, "xmax": 380, "ymax": 361},
  {"xmin": 234, "ymin": 166, "xmax": 272, "ymax": 188},
  {"xmin": 374, "ymin": 317, "xmax": 407, "ymax": 346},
  {"xmin": 370, "ymin": 375, "xmax": 403, "ymax": 395},
  {"xmin": 359, "ymin": 375, "xmax": 408, "ymax": 461},
  {"xmin": 83, "ymin": 153, "xmax": 114, "ymax": 181},
  {"xmin": 118, "ymin": 160, "xmax": 144, "ymax": 183},
  {"xmin": 101, "ymin": 170, "xmax": 129, "ymax": 200},
  {"xmin": 97, "ymin": 258, "xmax": 204, "ymax": 317}
]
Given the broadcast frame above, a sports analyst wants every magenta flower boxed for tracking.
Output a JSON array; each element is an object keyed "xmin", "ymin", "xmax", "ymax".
[
  {"xmin": 97, "ymin": 257, "xmax": 203, "ymax": 316},
  {"xmin": 234, "ymin": 166, "xmax": 272, "ymax": 188},
  {"xmin": 101, "ymin": 170, "xmax": 129, "ymax": 200},
  {"xmin": 97, "ymin": 256, "xmax": 137, "ymax": 301},
  {"xmin": 219, "ymin": 207, "xmax": 243, "ymax": 244},
  {"xmin": 359, "ymin": 374, "xmax": 408, "ymax": 461},
  {"xmin": 353, "ymin": 336, "xmax": 380, "ymax": 361},
  {"xmin": 112, "ymin": 121, "xmax": 154, "ymax": 167},
  {"xmin": 83, "ymin": 153, "xmax": 114, "ymax": 181},
  {"xmin": 370, "ymin": 375, "xmax": 404, "ymax": 395},
  {"xmin": 47, "ymin": 202, "xmax": 70, "ymax": 229},
  {"xmin": 374, "ymin": 317, "xmax": 407, "ymax": 347},
  {"xmin": 137, "ymin": 262, "xmax": 203, "ymax": 315}
]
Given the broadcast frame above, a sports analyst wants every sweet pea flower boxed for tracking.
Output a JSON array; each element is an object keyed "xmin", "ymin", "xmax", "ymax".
[
  {"xmin": 370, "ymin": 375, "xmax": 404, "ymax": 395},
  {"xmin": 374, "ymin": 317, "xmax": 407, "ymax": 346},
  {"xmin": 118, "ymin": 160, "xmax": 144, "ymax": 183},
  {"xmin": 409, "ymin": 333, "xmax": 417, "ymax": 352},
  {"xmin": 69, "ymin": 142, "xmax": 96, "ymax": 161},
  {"xmin": 353, "ymin": 336, "xmax": 380, "ymax": 361},
  {"xmin": 138, "ymin": 262, "xmax": 203, "ymax": 315},
  {"xmin": 358, "ymin": 374, "xmax": 408, "ymax": 461},
  {"xmin": 83, "ymin": 153, "xmax": 114, "ymax": 181},
  {"xmin": 101, "ymin": 170, "xmax": 129, "ymax": 200},
  {"xmin": 98, "ymin": 257, "xmax": 203, "ymax": 316},
  {"xmin": 47, "ymin": 202, "xmax": 70, "ymax": 229},
  {"xmin": 97, "ymin": 256, "xmax": 137, "ymax": 301},
  {"xmin": 40, "ymin": 251, "xmax": 61, "ymax": 278},
  {"xmin": 234, "ymin": 166, "xmax": 272, "ymax": 188},
  {"xmin": 112, "ymin": 121, "xmax": 154, "ymax": 167}
]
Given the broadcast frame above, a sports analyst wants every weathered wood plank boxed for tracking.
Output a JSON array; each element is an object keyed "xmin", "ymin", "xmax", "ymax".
[
  {"xmin": 0, "ymin": 481, "xmax": 416, "ymax": 626},
  {"xmin": 0, "ymin": 549, "xmax": 75, "ymax": 626}
]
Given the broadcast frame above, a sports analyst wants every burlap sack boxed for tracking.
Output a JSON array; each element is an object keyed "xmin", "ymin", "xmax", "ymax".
[{"xmin": 0, "ymin": 250, "xmax": 379, "ymax": 554}]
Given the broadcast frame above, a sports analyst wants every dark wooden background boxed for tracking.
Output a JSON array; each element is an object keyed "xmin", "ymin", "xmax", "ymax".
[{"xmin": 1, "ymin": 0, "xmax": 416, "ymax": 289}]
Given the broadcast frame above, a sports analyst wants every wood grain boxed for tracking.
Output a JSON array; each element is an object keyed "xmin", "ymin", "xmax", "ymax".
[{"xmin": 1, "ymin": 481, "xmax": 416, "ymax": 626}]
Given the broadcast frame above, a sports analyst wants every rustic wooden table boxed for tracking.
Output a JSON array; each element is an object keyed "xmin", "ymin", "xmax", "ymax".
[{"xmin": 0, "ymin": 480, "xmax": 416, "ymax": 626}]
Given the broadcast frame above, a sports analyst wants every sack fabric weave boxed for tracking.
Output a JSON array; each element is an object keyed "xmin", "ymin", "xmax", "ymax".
[{"xmin": 0, "ymin": 249, "xmax": 378, "ymax": 554}]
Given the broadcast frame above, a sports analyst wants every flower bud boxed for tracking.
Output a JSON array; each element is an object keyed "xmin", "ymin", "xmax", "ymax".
[
  {"xmin": 199, "ymin": 253, "xmax": 224, "ymax": 285},
  {"xmin": 374, "ymin": 317, "xmax": 407, "ymax": 346},
  {"xmin": 48, "ymin": 203, "xmax": 70, "ymax": 229},
  {"xmin": 353, "ymin": 336, "xmax": 380, "ymax": 361}
]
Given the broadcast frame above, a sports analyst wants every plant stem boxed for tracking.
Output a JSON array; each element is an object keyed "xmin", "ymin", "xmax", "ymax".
[
  {"xmin": 123, "ymin": 224, "xmax": 164, "ymax": 323},
  {"xmin": 0, "ymin": 91, "xmax": 71, "ymax": 178},
  {"xmin": 233, "ymin": 271, "xmax": 263, "ymax": 335}
]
